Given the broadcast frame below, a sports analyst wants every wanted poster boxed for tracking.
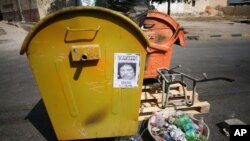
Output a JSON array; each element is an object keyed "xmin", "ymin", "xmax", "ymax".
[{"xmin": 113, "ymin": 53, "xmax": 140, "ymax": 88}]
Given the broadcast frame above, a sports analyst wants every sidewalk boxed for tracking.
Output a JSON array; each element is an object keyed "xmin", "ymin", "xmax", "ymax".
[
  {"xmin": 17, "ymin": 17, "xmax": 250, "ymax": 41},
  {"xmin": 177, "ymin": 18, "xmax": 250, "ymax": 40}
]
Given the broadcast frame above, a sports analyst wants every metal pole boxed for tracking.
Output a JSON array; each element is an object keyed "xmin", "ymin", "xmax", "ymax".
[
  {"xmin": 167, "ymin": 0, "xmax": 171, "ymax": 15},
  {"xmin": 16, "ymin": 0, "xmax": 24, "ymax": 21}
]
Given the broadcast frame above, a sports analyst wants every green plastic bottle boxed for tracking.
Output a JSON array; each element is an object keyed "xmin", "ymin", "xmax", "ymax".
[{"xmin": 177, "ymin": 114, "xmax": 197, "ymax": 141}]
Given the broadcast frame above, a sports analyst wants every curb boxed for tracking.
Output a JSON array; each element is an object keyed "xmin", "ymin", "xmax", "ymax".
[{"xmin": 186, "ymin": 33, "xmax": 250, "ymax": 40}]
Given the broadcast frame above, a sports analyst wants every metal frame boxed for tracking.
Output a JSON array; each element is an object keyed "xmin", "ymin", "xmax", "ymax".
[{"xmin": 157, "ymin": 66, "xmax": 234, "ymax": 108}]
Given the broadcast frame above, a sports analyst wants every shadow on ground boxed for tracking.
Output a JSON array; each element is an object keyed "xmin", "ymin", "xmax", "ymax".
[{"xmin": 25, "ymin": 100, "xmax": 57, "ymax": 141}]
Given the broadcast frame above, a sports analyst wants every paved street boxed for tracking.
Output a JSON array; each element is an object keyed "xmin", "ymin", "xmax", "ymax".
[
  {"xmin": 0, "ymin": 20, "xmax": 250, "ymax": 141},
  {"xmin": 171, "ymin": 38, "xmax": 250, "ymax": 141},
  {"xmin": 178, "ymin": 19, "xmax": 250, "ymax": 40}
]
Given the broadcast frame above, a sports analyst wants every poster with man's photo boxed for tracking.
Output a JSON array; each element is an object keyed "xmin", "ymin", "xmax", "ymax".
[{"xmin": 113, "ymin": 53, "xmax": 140, "ymax": 88}]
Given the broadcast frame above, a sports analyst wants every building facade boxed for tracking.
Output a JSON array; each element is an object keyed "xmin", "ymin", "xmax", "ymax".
[
  {"xmin": 153, "ymin": 0, "xmax": 228, "ymax": 15},
  {"xmin": 0, "ymin": 0, "xmax": 22, "ymax": 21},
  {"xmin": 0, "ymin": 0, "xmax": 237, "ymax": 22},
  {"xmin": 0, "ymin": 0, "xmax": 77, "ymax": 22},
  {"xmin": 0, "ymin": 0, "xmax": 40, "ymax": 22}
]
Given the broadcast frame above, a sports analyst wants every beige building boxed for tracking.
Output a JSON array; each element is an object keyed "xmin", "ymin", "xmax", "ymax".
[
  {"xmin": 153, "ymin": 0, "xmax": 228, "ymax": 15},
  {"xmin": 0, "ymin": 0, "xmax": 242, "ymax": 22},
  {"xmin": 0, "ymin": 0, "xmax": 76, "ymax": 22},
  {"xmin": 0, "ymin": 0, "xmax": 40, "ymax": 22},
  {"xmin": 209, "ymin": 0, "xmax": 227, "ymax": 7}
]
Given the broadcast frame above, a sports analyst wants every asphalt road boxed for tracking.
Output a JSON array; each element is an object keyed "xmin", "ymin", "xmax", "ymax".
[
  {"xmin": 0, "ymin": 25, "xmax": 250, "ymax": 141},
  {"xmin": 171, "ymin": 38, "xmax": 250, "ymax": 141}
]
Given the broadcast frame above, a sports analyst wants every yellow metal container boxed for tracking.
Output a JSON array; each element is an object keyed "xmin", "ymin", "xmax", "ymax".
[{"xmin": 20, "ymin": 7, "xmax": 148, "ymax": 140}]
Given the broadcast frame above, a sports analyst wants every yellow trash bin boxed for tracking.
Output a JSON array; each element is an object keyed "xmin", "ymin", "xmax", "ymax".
[{"xmin": 20, "ymin": 7, "xmax": 148, "ymax": 140}]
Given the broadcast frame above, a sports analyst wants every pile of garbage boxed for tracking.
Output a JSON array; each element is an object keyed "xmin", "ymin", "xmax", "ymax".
[
  {"xmin": 95, "ymin": 0, "xmax": 150, "ymax": 26},
  {"xmin": 148, "ymin": 111, "xmax": 209, "ymax": 141}
]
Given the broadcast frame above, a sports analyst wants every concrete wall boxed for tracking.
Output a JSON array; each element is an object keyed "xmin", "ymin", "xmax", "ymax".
[
  {"xmin": 223, "ymin": 5, "xmax": 250, "ymax": 16},
  {"xmin": 153, "ymin": 0, "xmax": 210, "ymax": 15},
  {"xmin": 0, "ymin": 0, "xmax": 39, "ymax": 22},
  {"xmin": 194, "ymin": 0, "xmax": 209, "ymax": 13},
  {"xmin": 37, "ymin": 0, "xmax": 54, "ymax": 19},
  {"xmin": 0, "ymin": 0, "xmax": 20, "ymax": 21},
  {"xmin": 21, "ymin": 0, "xmax": 38, "ymax": 10},
  {"xmin": 152, "ymin": 2, "xmax": 185, "ymax": 14},
  {"xmin": 209, "ymin": 0, "xmax": 227, "ymax": 7},
  {"xmin": 23, "ymin": 9, "xmax": 40, "ymax": 22},
  {"xmin": 153, "ymin": 0, "xmax": 228, "ymax": 15},
  {"xmin": 0, "ymin": 0, "xmax": 76, "ymax": 22},
  {"xmin": 21, "ymin": 0, "xmax": 40, "ymax": 22},
  {"xmin": 0, "ymin": 0, "xmax": 18, "ymax": 13},
  {"xmin": 1, "ymin": 0, "xmax": 248, "ymax": 22}
]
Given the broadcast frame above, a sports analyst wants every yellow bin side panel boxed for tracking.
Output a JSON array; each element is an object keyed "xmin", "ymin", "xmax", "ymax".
[{"xmin": 25, "ymin": 8, "xmax": 147, "ymax": 140}]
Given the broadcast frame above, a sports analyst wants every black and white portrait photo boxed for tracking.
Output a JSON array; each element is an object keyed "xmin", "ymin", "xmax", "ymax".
[
  {"xmin": 113, "ymin": 53, "xmax": 140, "ymax": 88},
  {"xmin": 118, "ymin": 63, "xmax": 136, "ymax": 80}
]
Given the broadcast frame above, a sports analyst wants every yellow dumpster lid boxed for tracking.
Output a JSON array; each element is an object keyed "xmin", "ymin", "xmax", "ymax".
[{"xmin": 20, "ymin": 6, "xmax": 149, "ymax": 55}]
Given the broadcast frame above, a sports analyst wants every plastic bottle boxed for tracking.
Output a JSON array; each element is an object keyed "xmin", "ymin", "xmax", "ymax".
[
  {"xmin": 178, "ymin": 114, "xmax": 190, "ymax": 125},
  {"xmin": 170, "ymin": 128, "xmax": 187, "ymax": 141},
  {"xmin": 197, "ymin": 134, "xmax": 208, "ymax": 141},
  {"xmin": 151, "ymin": 127, "xmax": 160, "ymax": 135},
  {"xmin": 162, "ymin": 131, "xmax": 174, "ymax": 141},
  {"xmin": 185, "ymin": 130, "xmax": 196, "ymax": 141},
  {"xmin": 168, "ymin": 115, "xmax": 176, "ymax": 124},
  {"xmin": 175, "ymin": 110, "xmax": 184, "ymax": 117},
  {"xmin": 168, "ymin": 124, "xmax": 177, "ymax": 131},
  {"xmin": 149, "ymin": 112, "xmax": 164, "ymax": 127},
  {"xmin": 154, "ymin": 136, "xmax": 165, "ymax": 141},
  {"xmin": 149, "ymin": 112, "xmax": 158, "ymax": 126},
  {"xmin": 129, "ymin": 136, "xmax": 137, "ymax": 141},
  {"xmin": 177, "ymin": 114, "xmax": 197, "ymax": 141},
  {"xmin": 198, "ymin": 117, "xmax": 205, "ymax": 134},
  {"xmin": 155, "ymin": 112, "xmax": 165, "ymax": 127}
]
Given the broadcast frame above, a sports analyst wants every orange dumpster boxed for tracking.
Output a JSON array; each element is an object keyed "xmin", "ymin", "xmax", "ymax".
[{"xmin": 143, "ymin": 11, "xmax": 186, "ymax": 78}]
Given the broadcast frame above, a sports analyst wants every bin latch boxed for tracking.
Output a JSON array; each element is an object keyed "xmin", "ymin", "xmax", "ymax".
[{"xmin": 71, "ymin": 44, "xmax": 100, "ymax": 61}]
